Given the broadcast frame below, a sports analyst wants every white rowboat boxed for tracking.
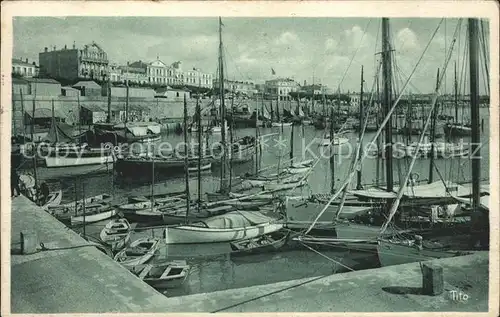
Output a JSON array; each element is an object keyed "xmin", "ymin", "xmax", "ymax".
[
  {"xmin": 164, "ymin": 210, "xmax": 284, "ymax": 244},
  {"xmin": 114, "ymin": 238, "xmax": 160, "ymax": 269}
]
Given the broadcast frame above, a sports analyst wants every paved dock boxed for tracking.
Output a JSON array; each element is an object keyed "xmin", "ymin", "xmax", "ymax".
[
  {"xmin": 10, "ymin": 196, "xmax": 170, "ymax": 313},
  {"xmin": 161, "ymin": 251, "xmax": 489, "ymax": 312},
  {"xmin": 10, "ymin": 195, "xmax": 491, "ymax": 313}
]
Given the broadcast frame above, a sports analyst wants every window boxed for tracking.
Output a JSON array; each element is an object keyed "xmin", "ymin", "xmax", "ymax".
[{"xmin": 176, "ymin": 92, "xmax": 179, "ymax": 97}]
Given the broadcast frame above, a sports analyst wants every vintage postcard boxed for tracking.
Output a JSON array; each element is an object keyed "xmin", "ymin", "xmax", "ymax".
[{"xmin": 1, "ymin": 1, "xmax": 498, "ymax": 316}]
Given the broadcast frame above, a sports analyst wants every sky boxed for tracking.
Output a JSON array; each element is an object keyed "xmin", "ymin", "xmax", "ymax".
[{"xmin": 13, "ymin": 17, "xmax": 490, "ymax": 94}]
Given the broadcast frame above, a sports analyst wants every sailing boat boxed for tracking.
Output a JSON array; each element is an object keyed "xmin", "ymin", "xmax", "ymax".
[
  {"xmin": 43, "ymin": 98, "xmax": 114, "ymax": 168},
  {"xmin": 443, "ymin": 62, "xmax": 472, "ymax": 137},
  {"xmin": 376, "ymin": 18, "xmax": 489, "ymax": 266}
]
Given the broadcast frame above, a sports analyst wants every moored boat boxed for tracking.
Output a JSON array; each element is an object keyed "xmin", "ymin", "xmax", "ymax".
[
  {"xmin": 47, "ymin": 193, "xmax": 112, "ymax": 215},
  {"xmin": 133, "ymin": 260, "xmax": 190, "ymax": 289},
  {"xmin": 99, "ymin": 218, "xmax": 132, "ymax": 251},
  {"xmin": 70, "ymin": 203, "xmax": 117, "ymax": 225},
  {"xmin": 114, "ymin": 237, "xmax": 160, "ymax": 269},
  {"xmin": 271, "ymin": 122, "xmax": 293, "ymax": 127},
  {"xmin": 188, "ymin": 163, "xmax": 212, "ymax": 172},
  {"xmin": 230, "ymin": 230, "xmax": 290, "ymax": 257},
  {"xmin": 164, "ymin": 210, "xmax": 284, "ymax": 244}
]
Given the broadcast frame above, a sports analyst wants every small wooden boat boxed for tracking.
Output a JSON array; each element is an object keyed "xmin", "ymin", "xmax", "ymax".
[
  {"xmin": 164, "ymin": 210, "xmax": 284, "ymax": 244},
  {"xmin": 70, "ymin": 203, "xmax": 117, "ymax": 225},
  {"xmin": 264, "ymin": 179, "xmax": 307, "ymax": 192},
  {"xmin": 128, "ymin": 191, "xmax": 186, "ymax": 203},
  {"xmin": 188, "ymin": 163, "xmax": 212, "ymax": 172},
  {"xmin": 230, "ymin": 230, "xmax": 290, "ymax": 256},
  {"xmin": 133, "ymin": 260, "xmax": 190, "ymax": 289},
  {"xmin": 443, "ymin": 123, "xmax": 471, "ymax": 137},
  {"xmin": 41, "ymin": 189, "xmax": 63, "ymax": 209},
  {"xmin": 316, "ymin": 135, "xmax": 349, "ymax": 147},
  {"xmin": 291, "ymin": 159, "xmax": 314, "ymax": 168},
  {"xmin": 272, "ymin": 122, "xmax": 293, "ymax": 127},
  {"xmin": 99, "ymin": 218, "xmax": 132, "ymax": 251},
  {"xmin": 47, "ymin": 193, "xmax": 112, "ymax": 214},
  {"xmin": 285, "ymin": 166, "xmax": 311, "ymax": 174},
  {"xmin": 114, "ymin": 237, "xmax": 160, "ymax": 269}
]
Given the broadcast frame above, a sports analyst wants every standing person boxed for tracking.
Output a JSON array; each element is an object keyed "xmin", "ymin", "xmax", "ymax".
[{"xmin": 11, "ymin": 167, "xmax": 21, "ymax": 197}]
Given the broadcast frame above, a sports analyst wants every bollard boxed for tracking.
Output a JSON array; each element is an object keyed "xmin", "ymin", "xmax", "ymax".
[
  {"xmin": 20, "ymin": 231, "xmax": 38, "ymax": 254},
  {"xmin": 422, "ymin": 262, "xmax": 444, "ymax": 295}
]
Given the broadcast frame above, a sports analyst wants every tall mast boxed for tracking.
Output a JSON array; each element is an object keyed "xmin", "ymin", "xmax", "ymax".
[
  {"xmin": 107, "ymin": 75, "xmax": 112, "ymax": 123},
  {"xmin": 255, "ymin": 98, "xmax": 259, "ymax": 174},
  {"xmin": 20, "ymin": 89, "xmax": 25, "ymax": 142},
  {"xmin": 468, "ymin": 18, "xmax": 481, "ymax": 211},
  {"xmin": 356, "ymin": 65, "xmax": 364, "ymax": 190},
  {"xmin": 382, "ymin": 18, "xmax": 394, "ymax": 192},
  {"xmin": 125, "ymin": 62, "xmax": 129, "ymax": 124},
  {"xmin": 375, "ymin": 73, "xmax": 381, "ymax": 186},
  {"xmin": 329, "ymin": 106, "xmax": 335, "ymax": 193},
  {"xmin": 150, "ymin": 143, "xmax": 155, "ymax": 213},
  {"xmin": 229, "ymin": 89, "xmax": 235, "ymax": 190},
  {"xmin": 183, "ymin": 94, "xmax": 191, "ymax": 223},
  {"xmin": 429, "ymin": 68, "xmax": 439, "ymax": 184},
  {"xmin": 197, "ymin": 84, "xmax": 202, "ymax": 212},
  {"xmin": 52, "ymin": 99, "xmax": 59, "ymax": 143},
  {"xmin": 218, "ymin": 17, "xmax": 228, "ymax": 193},
  {"xmin": 454, "ymin": 61, "xmax": 458, "ymax": 123},
  {"xmin": 30, "ymin": 89, "xmax": 38, "ymax": 190}
]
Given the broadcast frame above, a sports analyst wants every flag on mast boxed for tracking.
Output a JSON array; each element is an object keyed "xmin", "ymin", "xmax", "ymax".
[{"xmin": 271, "ymin": 68, "xmax": 276, "ymax": 75}]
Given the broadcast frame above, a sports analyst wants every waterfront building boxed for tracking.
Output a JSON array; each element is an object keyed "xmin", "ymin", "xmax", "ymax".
[
  {"xmin": 147, "ymin": 58, "xmax": 169, "ymax": 85},
  {"xmin": 12, "ymin": 77, "xmax": 61, "ymax": 96},
  {"xmin": 39, "ymin": 42, "xmax": 109, "ymax": 82},
  {"xmin": 12, "ymin": 58, "xmax": 38, "ymax": 78},
  {"xmin": 213, "ymin": 79, "xmax": 257, "ymax": 96},
  {"xmin": 80, "ymin": 104, "xmax": 107, "ymax": 124},
  {"xmin": 183, "ymin": 67, "xmax": 213, "ymax": 88},
  {"xmin": 61, "ymin": 86, "xmax": 81, "ymax": 97},
  {"xmin": 155, "ymin": 86, "xmax": 191, "ymax": 100},
  {"xmin": 170, "ymin": 61, "xmax": 185, "ymax": 86},
  {"xmin": 264, "ymin": 78, "xmax": 300, "ymax": 100},
  {"xmin": 73, "ymin": 80, "xmax": 102, "ymax": 97},
  {"xmin": 122, "ymin": 61, "xmax": 148, "ymax": 84},
  {"xmin": 109, "ymin": 63, "xmax": 122, "ymax": 82}
]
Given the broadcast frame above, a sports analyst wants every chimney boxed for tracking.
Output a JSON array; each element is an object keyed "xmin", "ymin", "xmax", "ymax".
[
  {"xmin": 304, "ymin": 80, "xmax": 307, "ymax": 86},
  {"xmin": 73, "ymin": 41, "xmax": 76, "ymax": 49},
  {"xmin": 64, "ymin": 44, "xmax": 67, "ymax": 50},
  {"xmin": 53, "ymin": 46, "xmax": 56, "ymax": 51},
  {"xmin": 25, "ymin": 58, "xmax": 28, "ymax": 63},
  {"xmin": 44, "ymin": 47, "xmax": 48, "ymax": 52}
]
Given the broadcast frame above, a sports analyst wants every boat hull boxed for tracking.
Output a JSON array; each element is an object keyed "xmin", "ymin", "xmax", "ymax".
[
  {"xmin": 164, "ymin": 222, "xmax": 284, "ymax": 244},
  {"xmin": 70, "ymin": 209, "xmax": 117, "ymax": 225},
  {"xmin": 45, "ymin": 155, "xmax": 114, "ymax": 167},
  {"xmin": 377, "ymin": 239, "xmax": 460, "ymax": 267}
]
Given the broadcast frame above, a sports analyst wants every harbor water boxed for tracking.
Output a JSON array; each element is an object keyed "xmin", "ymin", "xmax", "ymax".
[{"xmin": 42, "ymin": 107, "xmax": 490, "ymax": 297}]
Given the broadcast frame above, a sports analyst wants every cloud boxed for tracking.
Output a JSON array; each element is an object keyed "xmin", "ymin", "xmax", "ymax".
[
  {"xmin": 324, "ymin": 38, "xmax": 338, "ymax": 54},
  {"xmin": 395, "ymin": 27, "xmax": 419, "ymax": 53},
  {"xmin": 275, "ymin": 31, "xmax": 299, "ymax": 46}
]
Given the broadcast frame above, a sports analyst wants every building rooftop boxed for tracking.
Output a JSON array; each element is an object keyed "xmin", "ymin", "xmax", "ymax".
[
  {"xmin": 73, "ymin": 80, "xmax": 101, "ymax": 89},
  {"xmin": 25, "ymin": 78, "xmax": 60, "ymax": 84},
  {"xmin": 24, "ymin": 107, "xmax": 64, "ymax": 119},
  {"xmin": 81, "ymin": 104, "xmax": 106, "ymax": 112},
  {"xmin": 12, "ymin": 58, "xmax": 37, "ymax": 67},
  {"xmin": 127, "ymin": 61, "xmax": 148, "ymax": 70}
]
